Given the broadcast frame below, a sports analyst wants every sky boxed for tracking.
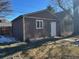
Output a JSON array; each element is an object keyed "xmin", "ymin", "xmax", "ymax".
[{"xmin": 6, "ymin": 0, "xmax": 50, "ymax": 21}]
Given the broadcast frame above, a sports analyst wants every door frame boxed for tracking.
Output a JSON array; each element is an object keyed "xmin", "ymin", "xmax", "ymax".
[{"xmin": 50, "ymin": 22, "xmax": 56, "ymax": 37}]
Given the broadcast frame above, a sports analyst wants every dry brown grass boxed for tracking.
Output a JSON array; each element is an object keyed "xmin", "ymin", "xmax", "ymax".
[{"xmin": 21, "ymin": 42, "xmax": 79, "ymax": 59}]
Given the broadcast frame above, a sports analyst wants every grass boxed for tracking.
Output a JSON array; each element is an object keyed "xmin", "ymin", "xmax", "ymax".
[
  {"xmin": 0, "ymin": 44, "xmax": 27, "ymax": 58},
  {"xmin": 21, "ymin": 42, "xmax": 79, "ymax": 59},
  {"xmin": 68, "ymin": 45, "xmax": 79, "ymax": 56},
  {"xmin": 1, "ymin": 36, "xmax": 79, "ymax": 59}
]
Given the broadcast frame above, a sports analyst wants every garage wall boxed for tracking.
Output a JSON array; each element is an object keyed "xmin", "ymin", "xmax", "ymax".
[{"xmin": 12, "ymin": 16, "xmax": 23, "ymax": 41}]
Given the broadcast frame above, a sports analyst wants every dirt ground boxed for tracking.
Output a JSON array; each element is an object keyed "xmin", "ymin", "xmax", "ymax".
[{"xmin": 21, "ymin": 40, "xmax": 79, "ymax": 59}]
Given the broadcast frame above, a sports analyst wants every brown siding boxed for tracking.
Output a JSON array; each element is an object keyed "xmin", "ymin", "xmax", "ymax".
[
  {"xmin": 24, "ymin": 18, "xmax": 35, "ymax": 39},
  {"xmin": 12, "ymin": 16, "xmax": 23, "ymax": 41},
  {"xmin": 24, "ymin": 17, "xmax": 54, "ymax": 40}
]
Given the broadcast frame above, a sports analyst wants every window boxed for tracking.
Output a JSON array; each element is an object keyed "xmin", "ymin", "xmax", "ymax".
[
  {"xmin": 36, "ymin": 20, "xmax": 44, "ymax": 29},
  {"xmin": 0, "ymin": 20, "xmax": 2, "ymax": 22}
]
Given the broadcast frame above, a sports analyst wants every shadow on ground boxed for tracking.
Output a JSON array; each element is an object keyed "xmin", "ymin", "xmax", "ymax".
[{"xmin": 0, "ymin": 37, "xmax": 60, "ymax": 58}]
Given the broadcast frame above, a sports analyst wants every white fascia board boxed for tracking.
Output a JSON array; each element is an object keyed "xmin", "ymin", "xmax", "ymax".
[{"xmin": 25, "ymin": 16, "xmax": 56, "ymax": 21}]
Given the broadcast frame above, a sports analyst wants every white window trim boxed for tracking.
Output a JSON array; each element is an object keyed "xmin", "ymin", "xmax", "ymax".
[{"xmin": 36, "ymin": 20, "xmax": 44, "ymax": 29}]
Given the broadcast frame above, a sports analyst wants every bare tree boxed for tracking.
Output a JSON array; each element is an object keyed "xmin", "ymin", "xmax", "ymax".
[
  {"xmin": 49, "ymin": 0, "xmax": 74, "ymax": 36},
  {"xmin": 50, "ymin": 0, "xmax": 73, "ymax": 17},
  {"xmin": 0, "ymin": 0, "xmax": 11, "ymax": 16}
]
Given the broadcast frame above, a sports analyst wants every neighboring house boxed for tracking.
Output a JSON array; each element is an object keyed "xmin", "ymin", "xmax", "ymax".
[
  {"xmin": 73, "ymin": 0, "xmax": 79, "ymax": 35},
  {"xmin": 0, "ymin": 17, "xmax": 12, "ymax": 36},
  {"xmin": 12, "ymin": 7, "xmax": 74, "ymax": 41},
  {"xmin": 55, "ymin": 12, "xmax": 74, "ymax": 37}
]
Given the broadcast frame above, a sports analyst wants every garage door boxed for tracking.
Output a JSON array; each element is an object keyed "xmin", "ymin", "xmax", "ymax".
[{"xmin": 51, "ymin": 22, "xmax": 56, "ymax": 36}]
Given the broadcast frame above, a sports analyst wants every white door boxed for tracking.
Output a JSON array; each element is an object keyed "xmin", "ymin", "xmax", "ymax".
[{"xmin": 51, "ymin": 22, "xmax": 56, "ymax": 36}]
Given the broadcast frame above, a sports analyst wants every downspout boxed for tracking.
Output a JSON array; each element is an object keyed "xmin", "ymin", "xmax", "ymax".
[{"xmin": 23, "ymin": 15, "xmax": 26, "ymax": 41}]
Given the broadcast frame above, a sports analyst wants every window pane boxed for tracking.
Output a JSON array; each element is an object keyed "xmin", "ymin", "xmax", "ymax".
[
  {"xmin": 37, "ymin": 21, "xmax": 39, "ymax": 28},
  {"xmin": 0, "ymin": 20, "xmax": 2, "ymax": 22},
  {"xmin": 40, "ymin": 21, "xmax": 43, "ymax": 28},
  {"xmin": 36, "ymin": 20, "xmax": 43, "ymax": 29}
]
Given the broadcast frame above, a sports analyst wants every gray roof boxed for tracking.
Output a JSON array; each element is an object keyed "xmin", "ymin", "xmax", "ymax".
[
  {"xmin": 24, "ymin": 9, "xmax": 56, "ymax": 19},
  {"xmin": 12, "ymin": 9, "xmax": 57, "ymax": 22}
]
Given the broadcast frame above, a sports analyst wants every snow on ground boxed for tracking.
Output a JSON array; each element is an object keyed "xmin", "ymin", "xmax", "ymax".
[
  {"xmin": 0, "ymin": 35, "xmax": 16, "ymax": 43},
  {"xmin": 0, "ymin": 42, "xmax": 27, "ymax": 49},
  {"xmin": 63, "ymin": 38, "xmax": 76, "ymax": 42}
]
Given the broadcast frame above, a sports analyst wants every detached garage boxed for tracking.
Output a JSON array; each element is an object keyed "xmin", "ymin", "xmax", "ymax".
[
  {"xmin": 12, "ymin": 7, "xmax": 73, "ymax": 41},
  {"xmin": 12, "ymin": 8, "xmax": 59, "ymax": 41}
]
